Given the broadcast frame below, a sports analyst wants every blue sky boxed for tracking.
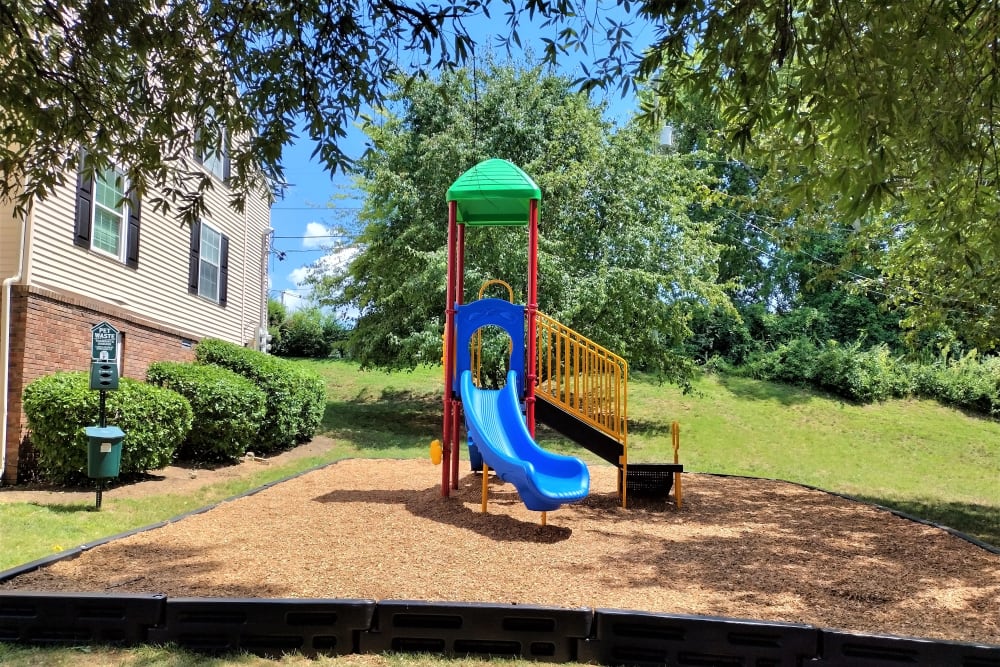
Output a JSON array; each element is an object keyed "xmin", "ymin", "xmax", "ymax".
[{"xmin": 267, "ymin": 9, "xmax": 657, "ymax": 313}]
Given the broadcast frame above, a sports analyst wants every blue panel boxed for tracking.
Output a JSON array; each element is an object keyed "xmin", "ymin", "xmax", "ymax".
[{"xmin": 453, "ymin": 299, "xmax": 525, "ymax": 396}]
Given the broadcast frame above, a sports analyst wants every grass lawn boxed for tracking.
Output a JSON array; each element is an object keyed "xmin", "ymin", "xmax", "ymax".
[{"xmin": 0, "ymin": 645, "xmax": 558, "ymax": 667}]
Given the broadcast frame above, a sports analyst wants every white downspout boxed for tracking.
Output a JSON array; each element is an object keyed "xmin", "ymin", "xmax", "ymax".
[
  {"xmin": 241, "ymin": 204, "xmax": 249, "ymax": 344},
  {"xmin": 260, "ymin": 228, "xmax": 271, "ymax": 350},
  {"xmin": 1, "ymin": 205, "xmax": 31, "ymax": 485}
]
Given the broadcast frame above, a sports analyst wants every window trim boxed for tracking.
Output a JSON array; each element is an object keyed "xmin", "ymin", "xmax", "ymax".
[
  {"xmin": 194, "ymin": 122, "xmax": 231, "ymax": 183},
  {"xmin": 198, "ymin": 223, "xmax": 222, "ymax": 302},
  {"xmin": 74, "ymin": 150, "xmax": 141, "ymax": 269},
  {"xmin": 90, "ymin": 167, "xmax": 129, "ymax": 262},
  {"xmin": 187, "ymin": 220, "xmax": 230, "ymax": 307}
]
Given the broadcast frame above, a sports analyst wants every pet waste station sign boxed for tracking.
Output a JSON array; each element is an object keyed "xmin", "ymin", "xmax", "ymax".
[{"xmin": 91, "ymin": 321, "xmax": 119, "ymax": 362}]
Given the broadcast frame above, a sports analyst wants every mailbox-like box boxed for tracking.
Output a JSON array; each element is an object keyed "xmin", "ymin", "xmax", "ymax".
[{"xmin": 84, "ymin": 425, "xmax": 125, "ymax": 479}]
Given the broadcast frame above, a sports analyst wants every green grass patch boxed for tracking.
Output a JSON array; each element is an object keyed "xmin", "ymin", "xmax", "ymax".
[
  {"xmin": 0, "ymin": 645, "xmax": 565, "ymax": 667},
  {"xmin": 627, "ymin": 371, "xmax": 1000, "ymax": 545}
]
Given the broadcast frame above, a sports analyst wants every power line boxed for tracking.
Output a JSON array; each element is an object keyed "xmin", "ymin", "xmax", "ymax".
[
  {"xmin": 271, "ymin": 206, "xmax": 363, "ymax": 211},
  {"xmin": 272, "ymin": 234, "xmax": 355, "ymax": 239}
]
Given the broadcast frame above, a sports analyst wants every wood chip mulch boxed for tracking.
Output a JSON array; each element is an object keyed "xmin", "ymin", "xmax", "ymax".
[{"xmin": 3, "ymin": 459, "xmax": 998, "ymax": 646}]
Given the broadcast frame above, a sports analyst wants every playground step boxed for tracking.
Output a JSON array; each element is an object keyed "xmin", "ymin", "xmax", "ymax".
[
  {"xmin": 619, "ymin": 463, "xmax": 683, "ymax": 499},
  {"xmin": 535, "ymin": 394, "xmax": 623, "ymax": 465}
]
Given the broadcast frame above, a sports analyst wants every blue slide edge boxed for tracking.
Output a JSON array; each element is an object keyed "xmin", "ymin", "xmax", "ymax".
[{"xmin": 460, "ymin": 370, "xmax": 590, "ymax": 512}]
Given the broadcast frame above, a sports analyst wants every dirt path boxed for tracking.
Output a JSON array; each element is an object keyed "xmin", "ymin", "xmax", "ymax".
[{"xmin": 3, "ymin": 458, "xmax": 999, "ymax": 646}]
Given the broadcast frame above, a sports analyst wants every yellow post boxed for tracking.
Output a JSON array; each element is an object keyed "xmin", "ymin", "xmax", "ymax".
[
  {"xmin": 481, "ymin": 462, "xmax": 489, "ymax": 513},
  {"xmin": 541, "ymin": 511, "xmax": 547, "ymax": 526},
  {"xmin": 673, "ymin": 421, "xmax": 683, "ymax": 509}
]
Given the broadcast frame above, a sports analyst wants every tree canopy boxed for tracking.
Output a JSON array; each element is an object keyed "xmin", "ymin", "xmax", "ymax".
[
  {"xmin": 1, "ymin": 0, "xmax": 632, "ymax": 221},
  {"xmin": 636, "ymin": 1, "xmax": 1000, "ymax": 347},
  {"xmin": 306, "ymin": 62, "xmax": 727, "ymax": 383},
  {"xmin": 6, "ymin": 0, "xmax": 1000, "ymax": 344}
]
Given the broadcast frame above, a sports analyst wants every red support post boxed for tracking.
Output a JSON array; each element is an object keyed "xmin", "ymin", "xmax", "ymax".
[
  {"xmin": 442, "ymin": 201, "xmax": 458, "ymax": 497},
  {"xmin": 452, "ymin": 221, "xmax": 466, "ymax": 488},
  {"xmin": 526, "ymin": 198, "xmax": 539, "ymax": 437}
]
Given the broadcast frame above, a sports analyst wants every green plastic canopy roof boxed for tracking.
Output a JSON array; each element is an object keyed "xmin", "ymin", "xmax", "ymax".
[{"xmin": 446, "ymin": 159, "xmax": 541, "ymax": 226}]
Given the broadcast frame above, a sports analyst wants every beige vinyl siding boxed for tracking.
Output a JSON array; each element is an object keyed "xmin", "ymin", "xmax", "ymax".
[
  {"xmin": 28, "ymin": 173, "xmax": 270, "ymax": 346},
  {"xmin": 0, "ymin": 199, "xmax": 20, "ymax": 279}
]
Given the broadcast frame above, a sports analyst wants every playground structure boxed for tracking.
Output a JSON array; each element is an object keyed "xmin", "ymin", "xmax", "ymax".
[{"xmin": 437, "ymin": 159, "xmax": 683, "ymax": 515}]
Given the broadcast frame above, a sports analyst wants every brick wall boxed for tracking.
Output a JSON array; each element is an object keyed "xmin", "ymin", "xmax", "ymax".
[{"xmin": 3, "ymin": 285, "xmax": 197, "ymax": 484}]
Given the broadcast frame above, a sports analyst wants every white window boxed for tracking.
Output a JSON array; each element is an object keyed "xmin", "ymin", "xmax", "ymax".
[
  {"xmin": 74, "ymin": 153, "xmax": 141, "ymax": 269},
  {"xmin": 199, "ymin": 133, "xmax": 229, "ymax": 180},
  {"xmin": 198, "ymin": 223, "xmax": 222, "ymax": 302},
  {"xmin": 188, "ymin": 220, "xmax": 229, "ymax": 306},
  {"xmin": 196, "ymin": 117, "xmax": 230, "ymax": 182},
  {"xmin": 91, "ymin": 167, "xmax": 127, "ymax": 259}
]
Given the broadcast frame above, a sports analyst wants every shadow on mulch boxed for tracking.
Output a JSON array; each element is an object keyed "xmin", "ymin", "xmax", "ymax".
[{"xmin": 313, "ymin": 473, "xmax": 575, "ymax": 544}]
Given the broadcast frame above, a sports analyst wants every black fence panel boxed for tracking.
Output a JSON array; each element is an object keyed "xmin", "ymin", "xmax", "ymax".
[
  {"xmin": 0, "ymin": 591, "xmax": 164, "ymax": 645},
  {"xmin": 360, "ymin": 600, "xmax": 592, "ymax": 662},
  {"xmin": 577, "ymin": 608, "xmax": 819, "ymax": 666},
  {"xmin": 815, "ymin": 629, "xmax": 1000, "ymax": 666},
  {"xmin": 145, "ymin": 597, "xmax": 375, "ymax": 657}
]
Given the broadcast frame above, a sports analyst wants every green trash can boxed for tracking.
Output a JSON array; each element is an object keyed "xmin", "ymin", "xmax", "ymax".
[{"xmin": 84, "ymin": 425, "xmax": 125, "ymax": 479}]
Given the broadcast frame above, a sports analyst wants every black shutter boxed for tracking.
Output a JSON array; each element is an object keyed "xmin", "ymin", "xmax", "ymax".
[
  {"xmin": 222, "ymin": 148, "xmax": 231, "ymax": 182},
  {"xmin": 125, "ymin": 188, "xmax": 141, "ymax": 269},
  {"xmin": 188, "ymin": 221, "xmax": 201, "ymax": 294},
  {"xmin": 74, "ymin": 150, "xmax": 94, "ymax": 248},
  {"xmin": 219, "ymin": 234, "xmax": 229, "ymax": 306}
]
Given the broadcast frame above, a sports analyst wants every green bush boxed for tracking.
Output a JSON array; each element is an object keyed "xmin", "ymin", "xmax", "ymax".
[
  {"xmin": 290, "ymin": 364, "xmax": 326, "ymax": 441},
  {"xmin": 741, "ymin": 338, "xmax": 911, "ymax": 404},
  {"xmin": 146, "ymin": 361, "xmax": 266, "ymax": 462},
  {"xmin": 23, "ymin": 372, "xmax": 192, "ymax": 484},
  {"xmin": 195, "ymin": 338, "xmax": 326, "ymax": 451},
  {"xmin": 742, "ymin": 338, "xmax": 819, "ymax": 384},
  {"xmin": 914, "ymin": 352, "xmax": 1000, "ymax": 415},
  {"xmin": 814, "ymin": 342, "xmax": 911, "ymax": 403},
  {"xmin": 273, "ymin": 307, "xmax": 352, "ymax": 359},
  {"xmin": 276, "ymin": 308, "xmax": 330, "ymax": 358}
]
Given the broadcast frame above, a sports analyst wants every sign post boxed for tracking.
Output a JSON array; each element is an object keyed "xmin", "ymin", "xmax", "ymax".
[{"xmin": 87, "ymin": 321, "xmax": 122, "ymax": 509}]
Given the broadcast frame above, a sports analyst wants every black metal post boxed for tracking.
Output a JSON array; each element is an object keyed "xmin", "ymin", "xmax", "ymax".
[{"xmin": 96, "ymin": 389, "xmax": 107, "ymax": 509}]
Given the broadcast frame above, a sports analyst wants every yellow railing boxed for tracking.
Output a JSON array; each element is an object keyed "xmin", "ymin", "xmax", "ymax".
[{"xmin": 535, "ymin": 312, "xmax": 628, "ymax": 451}]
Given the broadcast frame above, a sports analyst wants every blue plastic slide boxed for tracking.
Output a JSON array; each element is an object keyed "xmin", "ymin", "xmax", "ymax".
[{"xmin": 460, "ymin": 369, "xmax": 590, "ymax": 512}]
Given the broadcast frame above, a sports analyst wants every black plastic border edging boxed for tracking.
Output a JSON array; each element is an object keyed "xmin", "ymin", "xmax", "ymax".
[
  {"xmin": 699, "ymin": 471, "xmax": 1000, "ymax": 556},
  {"xmin": 3, "ymin": 597, "xmax": 998, "ymax": 663}
]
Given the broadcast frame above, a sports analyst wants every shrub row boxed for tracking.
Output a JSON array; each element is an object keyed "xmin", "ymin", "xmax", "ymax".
[
  {"xmin": 195, "ymin": 338, "xmax": 326, "ymax": 452},
  {"xmin": 23, "ymin": 339, "xmax": 326, "ymax": 483},
  {"xmin": 146, "ymin": 361, "xmax": 267, "ymax": 462},
  {"xmin": 23, "ymin": 373, "xmax": 192, "ymax": 484},
  {"xmin": 729, "ymin": 338, "xmax": 1000, "ymax": 414}
]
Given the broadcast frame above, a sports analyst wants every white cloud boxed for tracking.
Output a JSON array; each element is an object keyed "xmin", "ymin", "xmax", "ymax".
[
  {"xmin": 276, "ymin": 289, "xmax": 309, "ymax": 312},
  {"xmin": 288, "ymin": 265, "xmax": 312, "ymax": 285},
  {"xmin": 316, "ymin": 245, "xmax": 361, "ymax": 274},
  {"xmin": 280, "ymin": 245, "xmax": 361, "ymax": 313},
  {"xmin": 287, "ymin": 245, "xmax": 359, "ymax": 286},
  {"xmin": 302, "ymin": 221, "xmax": 330, "ymax": 250}
]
